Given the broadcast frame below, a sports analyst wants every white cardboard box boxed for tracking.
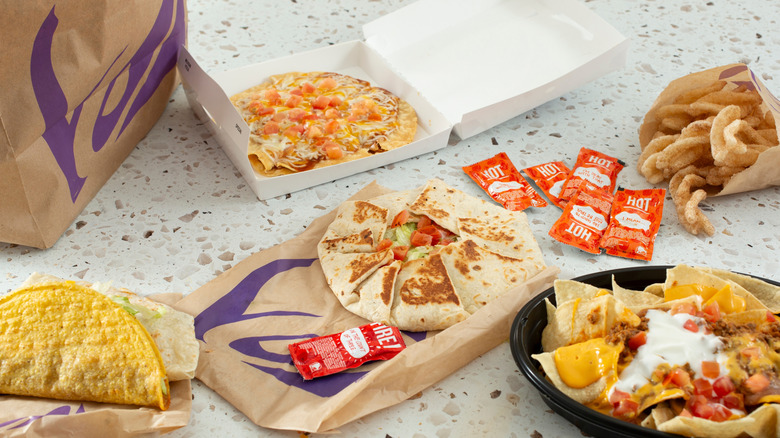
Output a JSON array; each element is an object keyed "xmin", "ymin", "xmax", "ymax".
[{"xmin": 178, "ymin": 0, "xmax": 628, "ymax": 200}]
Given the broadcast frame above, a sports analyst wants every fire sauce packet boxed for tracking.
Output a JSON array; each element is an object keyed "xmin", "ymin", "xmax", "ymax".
[
  {"xmin": 522, "ymin": 161, "xmax": 571, "ymax": 208},
  {"xmin": 558, "ymin": 148, "xmax": 624, "ymax": 204},
  {"xmin": 548, "ymin": 180, "xmax": 614, "ymax": 254},
  {"xmin": 288, "ymin": 322, "xmax": 406, "ymax": 380},
  {"xmin": 600, "ymin": 188, "xmax": 666, "ymax": 261},
  {"xmin": 463, "ymin": 152, "xmax": 547, "ymax": 211}
]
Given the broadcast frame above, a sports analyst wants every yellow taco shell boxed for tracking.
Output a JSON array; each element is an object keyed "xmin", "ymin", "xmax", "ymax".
[{"xmin": 0, "ymin": 282, "xmax": 170, "ymax": 410}]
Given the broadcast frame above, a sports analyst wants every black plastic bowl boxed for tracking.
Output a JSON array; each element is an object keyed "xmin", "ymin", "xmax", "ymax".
[{"xmin": 510, "ymin": 265, "xmax": 780, "ymax": 438}]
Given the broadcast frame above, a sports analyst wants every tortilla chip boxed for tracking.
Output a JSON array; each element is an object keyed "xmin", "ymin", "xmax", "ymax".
[
  {"xmin": 612, "ymin": 277, "xmax": 664, "ymax": 311},
  {"xmin": 532, "ymin": 351, "xmax": 609, "ymax": 405},
  {"xmin": 657, "ymin": 403, "xmax": 780, "ymax": 438},
  {"xmin": 553, "ymin": 279, "xmax": 607, "ymax": 306},
  {"xmin": 664, "ymin": 265, "xmax": 771, "ymax": 312},
  {"xmin": 697, "ymin": 266, "xmax": 780, "ymax": 312},
  {"xmin": 0, "ymin": 282, "xmax": 170, "ymax": 409},
  {"xmin": 542, "ymin": 293, "xmax": 640, "ymax": 352}
]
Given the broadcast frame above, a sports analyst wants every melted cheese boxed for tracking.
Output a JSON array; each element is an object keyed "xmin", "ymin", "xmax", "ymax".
[{"xmin": 553, "ymin": 337, "xmax": 622, "ymax": 389}]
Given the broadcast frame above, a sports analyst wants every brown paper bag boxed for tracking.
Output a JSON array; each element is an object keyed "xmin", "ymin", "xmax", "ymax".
[
  {"xmin": 171, "ymin": 181, "xmax": 559, "ymax": 433},
  {"xmin": 638, "ymin": 63, "xmax": 780, "ymax": 197},
  {"xmin": 0, "ymin": 381, "xmax": 192, "ymax": 437},
  {"xmin": 0, "ymin": 0, "xmax": 187, "ymax": 248}
]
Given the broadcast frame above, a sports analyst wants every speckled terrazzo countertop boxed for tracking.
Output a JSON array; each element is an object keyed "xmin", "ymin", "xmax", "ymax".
[{"xmin": 3, "ymin": 0, "xmax": 780, "ymax": 437}]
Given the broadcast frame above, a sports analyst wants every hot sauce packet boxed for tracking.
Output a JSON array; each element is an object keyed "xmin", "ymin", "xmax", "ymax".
[
  {"xmin": 548, "ymin": 180, "xmax": 614, "ymax": 254},
  {"xmin": 522, "ymin": 161, "xmax": 571, "ymax": 208},
  {"xmin": 288, "ymin": 323, "xmax": 406, "ymax": 380},
  {"xmin": 463, "ymin": 152, "xmax": 547, "ymax": 211},
  {"xmin": 599, "ymin": 188, "xmax": 666, "ymax": 261},
  {"xmin": 558, "ymin": 148, "xmax": 624, "ymax": 204}
]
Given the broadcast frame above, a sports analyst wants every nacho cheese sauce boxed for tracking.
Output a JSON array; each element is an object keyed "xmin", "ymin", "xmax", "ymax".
[{"xmin": 613, "ymin": 309, "xmax": 727, "ymax": 396}]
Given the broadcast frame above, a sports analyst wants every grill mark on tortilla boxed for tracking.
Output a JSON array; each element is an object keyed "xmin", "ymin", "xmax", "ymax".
[
  {"xmin": 399, "ymin": 255, "xmax": 460, "ymax": 306},
  {"xmin": 348, "ymin": 251, "xmax": 390, "ymax": 284},
  {"xmin": 322, "ymin": 229, "xmax": 374, "ymax": 251},
  {"xmin": 381, "ymin": 264, "xmax": 400, "ymax": 306},
  {"xmin": 352, "ymin": 201, "xmax": 387, "ymax": 225}
]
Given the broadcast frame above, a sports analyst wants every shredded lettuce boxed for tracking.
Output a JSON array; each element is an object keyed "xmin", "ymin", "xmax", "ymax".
[
  {"xmin": 386, "ymin": 222, "xmax": 416, "ymax": 246},
  {"xmin": 110, "ymin": 295, "xmax": 163, "ymax": 320},
  {"xmin": 406, "ymin": 246, "xmax": 431, "ymax": 261}
]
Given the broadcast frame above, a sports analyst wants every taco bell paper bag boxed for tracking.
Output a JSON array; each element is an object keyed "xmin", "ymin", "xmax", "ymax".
[
  {"xmin": 171, "ymin": 181, "xmax": 559, "ymax": 433},
  {"xmin": 0, "ymin": 0, "xmax": 186, "ymax": 248}
]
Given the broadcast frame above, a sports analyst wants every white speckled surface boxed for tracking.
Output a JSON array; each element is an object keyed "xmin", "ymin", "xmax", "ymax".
[{"xmin": 3, "ymin": 0, "xmax": 780, "ymax": 436}]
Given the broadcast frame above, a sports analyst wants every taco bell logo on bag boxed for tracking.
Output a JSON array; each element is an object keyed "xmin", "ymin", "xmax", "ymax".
[
  {"xmin": 0, "ymin": 404, "xmax": 85, "ymax": 431},
  {"xmin": 194, "ymin": 258, "xmax": 426, "ymax": 397},
  {"xmin": 30, "ymin": 0, "xmax": 185, "ymax": 202}
]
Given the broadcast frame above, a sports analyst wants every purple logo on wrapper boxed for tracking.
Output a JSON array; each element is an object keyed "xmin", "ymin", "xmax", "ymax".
[
  {"xmin": 0, "ymin": 404, "xmax": 85, "ymax": 431},
  {"xmin": 30, "ymin": 0, "xmax": 185, "ymax": 202},
  {"xmin": 194, "ymin": 258, "xmax": 426, "ymax": 397}
]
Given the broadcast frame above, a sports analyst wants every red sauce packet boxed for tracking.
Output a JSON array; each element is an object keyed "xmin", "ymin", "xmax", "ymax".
[
  {"xmin": 548, "ymin": 180, "xmax": 614, "ymax": 254},
  {"xmin": 522, "ymin": 161, "xmax": 571, "ymax": 208},
  {"xmin": 600, "ymin": 188, "xmax": 666, "ymax": 261},
  {"xmin": 558, "ymin": 148, "xmax": 624, "ymax": 204},
  {"xmin": 462, "ymin": 152, "xmax": 547, "ymax": 211},
  {"xmin": 288, "ymin": 323, "xmax": 406, "ymax": 380}
]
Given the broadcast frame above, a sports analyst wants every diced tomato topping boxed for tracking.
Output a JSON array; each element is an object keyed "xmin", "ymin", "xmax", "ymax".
[
  {"xmin": 391, "ymin": 210, "xmax": 410, "ymax": 227},
  {"xmin": 285, "ymin": 94, "xmax": 303, "ymax": 108},
  {"xmin": 376, "ymin": 239, "xmax": 393, "ymax": 251},
  {"xmin": 283, "ymin": 124, "xmax": 305, "ymax": 138},
  {"xmin": 417, "ymin": 215, "xmax": 433, "ymax": 229},
  {"xmin": 439, "ymin": 237, "xmax": 456, "ymax": 246},
  {"xmin": 713, "ymin": 376, "xmax": 736, "ymax": 397},
  {"xmin": 312, "ymin": 95, "xmax": 331, "ymax": 110},
  {"xmin": 301, "ymin": 82, "xmax": 316, "ymax": 93},
  {"xmin": 740, "ymin": 346, "xmax": 760, "ymax": 360},
  {"xmin": 667, "ymin": 368, "xmax": 691, "ymax": 387},
  {"xmin": 744, "ymin": 373, "xmax": 770, "ymax": 393},
  {"xmin": 683, "ymin": 319, "xmax": 699, "ymax": 333},
  {"xmin": 257, "ymin": 106, "xmax": 275, "ymax": 116},
  {"xmin": 701, "ymin": 361, "xmax": 720, "ymax": 379},
  {"xmin": 627, "ymin": 331, "xmax": 647, "ymax": 350},
  {"xmin": 324, "ymin": 108, "xmax": 341, "ymax": 119},
  {"xmin": 328, "ymin": 96, "xmax": 342, "ymax": 107},
  {"xmin": 306, "ymin": 125, "xmax": 324, "ymax": 139},
  {"xmin": 272, "ymin": 112, "xmax": 287, "ymax": 122},
  {"xmin": 322, "ymin": 141, "xmax": 343, "ymax": 159},
  {"xmin": 767, "ymin": 311, "xmax": 778, "ymax": 323},
  {"xmin": 671, "ymin": 302, "xmax": 698, "ymax": 316},
  {"xmin": 612, "ymin": 399, "xmax": 639, "ymax": 418},
  {"xmin": 689, "ymin": 395, "xmax": 714, "ymax": 419},
  {"xmin": 324, "ymin": 120, "xmax": 340, "ymax": 135},
  {"xmin": 701, "ymin": 302, "xmax": 721, "ymax": 322},
  {"xmin": 391, "ymin": 246, "xmax": 409, "ymax": 261},
  {"xmin": 410, "ymin": 231, "xmax": 434, "ymax": 247},
  {"xmin": 368, "ymin": 113, "xmax": 383, "ymax": 121},
  {"xmin": 263, "ymin": 121, "xmax": 280, "ymax": 135},
  {"xmin": 264, "ymin": 88, "xmax": 281, "ymax": 104},
  {"xmin": 289, "ymin": 87, "xmax": 303, "ymax": 96},
  {"xmin": 318, "ymin": 77, "xmax": 337, "ymax": 90},
  {"xmin": 710, "ymin": 404, "xmax": 732, "ymax": 422},
  {"xmin": 287, "ymin": 108, "xmax": 306, "ymax": 122},
  {"xmin": 692, "ymin": 378, "xmax": 713, "ymax": 398},
  {"xmin": 722, "ymin": 392, "xmax": 744, "ymax": 411},
  {"xmin": 609, "ymin": 389, "xmax": 631, "ymax": 406}
]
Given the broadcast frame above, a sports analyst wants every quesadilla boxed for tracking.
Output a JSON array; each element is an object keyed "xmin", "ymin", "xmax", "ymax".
[{"xmin": 318, "ymin": 178, "xmax": 547, "ymax": 331}]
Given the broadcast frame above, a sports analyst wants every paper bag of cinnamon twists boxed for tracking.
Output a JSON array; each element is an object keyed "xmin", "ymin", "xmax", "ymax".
[
  {"xmin": 0, "ymin": 0, "xmax": 186, "ymax": 248},
  {"xmin": 637, "ymin": 64, "xmax": 780, "ymax": 235},
  {"xmin": 170, "ymin": 181, "xmax": 558, "ymax": 433}
]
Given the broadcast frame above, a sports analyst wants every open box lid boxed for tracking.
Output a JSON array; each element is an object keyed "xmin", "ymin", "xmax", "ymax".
[
  {"xmin": 363, "ymin": 0, "xmax": 629, "ymax": 139},
  {"xmin": 178, "ymin": 0, "xmax": 628, "ymax": 200}
]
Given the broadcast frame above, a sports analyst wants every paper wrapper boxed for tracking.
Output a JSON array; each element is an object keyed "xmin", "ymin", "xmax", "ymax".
[
  {"xmin": 170, "ymin": 181, "xmax": 559, "ymax": 433},
  {"xmin": 0, "ymin": 292, "xmax": 193, "ymax": 436},
  {"xmin": 638, "ymin": 63, "xmax": 780, "ymax": 197},
  {"xmin": 0, "ymin": 0, "xmax": 186, "ymax": 248}
]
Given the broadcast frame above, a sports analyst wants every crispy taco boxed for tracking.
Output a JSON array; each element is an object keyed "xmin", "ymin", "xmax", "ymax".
[{"xmin": 0, "ymin": 275, "xmax": 199, "ymax": 409}]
